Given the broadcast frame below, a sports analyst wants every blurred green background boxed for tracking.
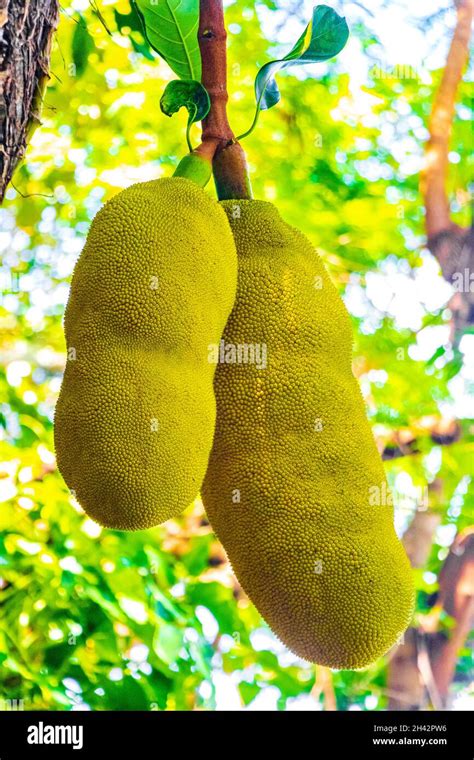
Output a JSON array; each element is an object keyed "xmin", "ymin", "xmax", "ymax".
[{"xmin": 0, "ymin": 0, "xmax": 472, "ymax": 710}]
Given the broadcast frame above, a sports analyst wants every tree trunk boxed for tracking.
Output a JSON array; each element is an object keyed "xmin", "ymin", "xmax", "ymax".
[
  {"xmin": 388, "ymin": 482, "xmax": 443, "ymax": 710},
  {"xmin": 0, "ymin": 0, "xmax": 59, "ymax": 203},
  {"xmin": 420, "ymin": 0, "xmax": 474, "ymax": 334},
  {"xmin": 388, "ymin": 523, "xmax": 474, "ymax": 709},
  {"xmin": 430, "ymin": 528, "xmax": 474, "ymax": 705}
]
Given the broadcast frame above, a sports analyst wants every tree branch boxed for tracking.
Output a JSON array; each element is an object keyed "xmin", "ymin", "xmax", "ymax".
[
  {"xmin": 420, "ymin": 0, "xmax": 473, "ymax": 240},
  {"xmin": 388, "ymin": 521, "xmax": 474, "ymax": 709},
  {"xmin": 402, "ymin": 509, "xmax": 442, "ymax": 569},
  {"xmin": 387, "ymin": 629, "xmax": 426, "ymax": 710},
  {"xmin": 194, "ymin": 0, "xmax": 251, "ymax": 200},
  {"xmin": 419, "ymin": 2, "xmax": 474, "ymax": 336},
  {"xmin": 0, "ymin": 0, "xmax": 59, "ymax": 203},
  {"xmin": 194, "ymin": 0, "xmax": 232, "ymax": 163},
  {"xmin": 388, "ymin": 481, "xmax": 443, "ymax": 710},
  {"xmin": 431, "ymin": 527, "xmax": 474, "ymax": 704},
  {"xmin": 311, "ymin": 666, "xmax": 337, "ymax": 710},
  {"xmin": 381, "ymin": 418, "xmax": 462, "ymax": 461}
]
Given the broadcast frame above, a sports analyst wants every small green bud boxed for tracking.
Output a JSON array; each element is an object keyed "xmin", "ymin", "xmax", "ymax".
[{"xmin": 173, "ymin": 153, "xmax": 212, "ymax": 187}]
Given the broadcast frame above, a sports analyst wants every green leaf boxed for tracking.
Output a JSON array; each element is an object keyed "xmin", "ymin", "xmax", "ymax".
[
  {"xmin": 179, "ymin": 534, "xmax": 213, "ymax": 576},
  {"xmin": 134, "ymin": 0, "xmax": 201, "ymax": 80},
  {"xmin": 147, "ymin": 671, "xmax": 172, "ymax": 710},
  {"xmin": 114, "ymin": 8, "xmax": 155, "ymax": 60},
  {"xmin": 427, "ymin": 345, "xmax": 446, "ymax": 366},
  {"xmin": 48, "ymin": 688, "xmax": 73, "ymax": 708},
  {"xmin": 160, "ymin": 79, "xmax": 210, "ymax": 150},
  {"xmin": 239, "ymin": 681, "xmax": 260, "ymax": 705},
  {"xmin": 153, "ymin": 623, "xmax": 184, "ymax": 664},
  {"xmin": 160, "ymin": 80, "xmax": 210, "ymax": 123},
  {"xmin": 187, "ymin": 582, "xmax": 246, "ymax": 638},
  {"xmin": 71, "ymin": 15, "xmax": 96, "ymax": 78},
  {"xmin": 103, "ymin": 676, "xmax": 150, "ymax": 710},
  {"xmin": 255, "ymin": 5, "xmax": 349, "ymax": 111},
  {"xmin": 44, "ymin": 643, "xmax": 72, "ymax": 670},
  {"xmin": 114, "ymin": 7, "xmax": 146, "ymax": 35}
]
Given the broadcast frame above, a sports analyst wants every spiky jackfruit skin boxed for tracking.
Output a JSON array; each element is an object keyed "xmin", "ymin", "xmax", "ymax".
[
  {"xmin": 202, "ymin": 200, "xmax": 414, "ymax": 669},
  {"xmin": 54, "ymin": 177, "xmax": 237, "ymax": 530}
]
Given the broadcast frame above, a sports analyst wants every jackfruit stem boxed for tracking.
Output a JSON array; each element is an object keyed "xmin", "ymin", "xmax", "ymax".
[
  {"xmin": 173, "ymin": 153, "xmax": 213, "ymax": 187},
  {"xmin": 196, "ymin": 0, "xmax": 253, "ymax": 200},
  {"xmin": 213, "ymin": 142, "xmax": 253, "ymax": 200}
]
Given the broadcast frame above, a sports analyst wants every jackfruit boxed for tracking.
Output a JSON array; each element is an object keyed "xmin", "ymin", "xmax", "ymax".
[
  {"xmin": 202, "ymin": 200, "xmax": 414, "ymax": 669},
  {"xmin": 55, "ymin": 177, "xmax": 237, "ymax": 530}
]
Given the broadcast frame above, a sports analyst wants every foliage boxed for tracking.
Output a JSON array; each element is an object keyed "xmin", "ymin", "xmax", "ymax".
[
  {"xmin": 0, "ymin": 0, "xmax": 472, "ymax": 710},
  {"xmin": 160, "ymin": 80, "xmax": 210, "ymax": 151},
  {"xmin": 253, "ymin": 5, "xmax": 349, "ymax": 112},
  {"xmin": 134, "ymin": 0, "xmax": 201, "ymax": 79}
]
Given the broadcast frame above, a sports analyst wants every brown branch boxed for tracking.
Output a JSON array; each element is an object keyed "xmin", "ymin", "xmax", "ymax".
[
  {"xmin": 430, "ymin": 527, "xmax": 474, "ymax": 704},
  {"xmin": 420, "ymin": 0, "xmax": 473, "ymax": 240},
  {"xmin": 387, "ymin": 629, "xmax": 425, "ymax": 710},
  {"xmin": 402, "ymin": 506, "xmax": 442, "ymax": 569},
  {"xmin": 311, "ymin": 666, "xmax": 337, "ymax": 710},
  {"xmin": 389, "ymin": 524, "xmax": 474, "ymax": 709},
  {"xmin": 420, "ymin": 1, "xmax": 474, "ymax": 335},
  {"xmin": 0, "ymin": 0, "xmax": 59, "ymax": 203},
  {"xmin": 387, "ymin": 481, "xmax": 444, "ymax": 710},
  {"xmin": 192, "ymin": 2, "xmax": 228, "ymax": 164},
  {"xmin": 194, "ymin": 0, "xmax": 251, "ymax": 200},
  {"xmin": 196, "ymin": 0, "xmax": 232, "ymax": 155},
  {"xmin": 381, "ymin": 418, "xmax": 462, "ymax": 461}
]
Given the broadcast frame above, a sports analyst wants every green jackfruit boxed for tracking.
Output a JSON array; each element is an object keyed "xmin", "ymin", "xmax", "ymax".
[
  {"xmin": 55, "ymin": 177, "xmax": 237, "ymax": 530},
  {"xmin": 202, "ymin": 200, "xmax": 414, "ymax": 669}
]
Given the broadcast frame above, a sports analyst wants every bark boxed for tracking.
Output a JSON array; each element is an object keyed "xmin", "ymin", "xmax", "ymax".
[
  {"xmin": 195, "ymin": 0, "xmax": 251, "ymax": 200},
  {"xmin": 197, "ymin": 0, "xmax": 233, "ymax": 157},
  {"xmin": 387, "ymin": 629, "xmax": 427, "ymax": 710},
  {"xmin": 421, "ymin": 0, "xmax": 473, "ymax": 239},
  {"xmin": 388, "ymin": 481, "xmax": 442, "ymax": 710},
  {"xmin": 0, "ymin": 0, "xmax": 59, "ymax": 203},
  {"xmin": 420, "ymin": 0, "xmax": 474, "ymax": 333},
  {"xmin": 388, "ymin": 522, "xmax": 474, "ymax": 709},
  {"xmin": 431, "ymin": 528, "xmax": 474, "ymax": 704},
  {"xmin": 402, "ymin": 510, "xmax": 442, "ymax": 570}
]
